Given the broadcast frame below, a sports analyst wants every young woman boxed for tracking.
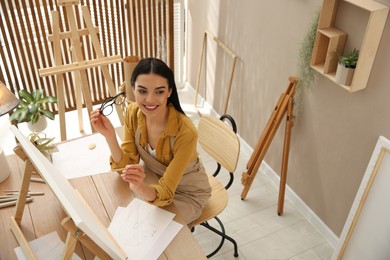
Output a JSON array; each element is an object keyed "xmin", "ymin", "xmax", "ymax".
[{"xmin": 90, "ymin": 58, "xmax": 211, "ymax": 225}]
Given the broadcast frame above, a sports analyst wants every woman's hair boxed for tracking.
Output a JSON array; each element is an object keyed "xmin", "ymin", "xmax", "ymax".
[{"xmin": 131, "ymin": 58, "xmax": 186, "ymax": 115}]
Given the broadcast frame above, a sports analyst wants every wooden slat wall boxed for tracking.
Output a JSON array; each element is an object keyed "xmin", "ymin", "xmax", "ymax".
[{"xmin": 0, "ymin": 0, "xmax": 173, "ymax": 113}]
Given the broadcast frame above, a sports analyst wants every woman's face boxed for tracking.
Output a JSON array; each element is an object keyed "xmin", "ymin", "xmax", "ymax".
[{"xmin": 134, "ymin": 73, "xmax": 172, "ymax": 119}]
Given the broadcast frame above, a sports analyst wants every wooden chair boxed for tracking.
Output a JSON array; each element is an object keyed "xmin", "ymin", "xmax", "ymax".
[{"xmin": 190, "ymin": 114, "xmax": 240, "ymax": 258}]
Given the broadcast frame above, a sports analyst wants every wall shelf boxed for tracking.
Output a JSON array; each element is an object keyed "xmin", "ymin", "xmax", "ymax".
[{"xmin": 311, "ymin": 0, "xmax": 389, "ymax": 92}]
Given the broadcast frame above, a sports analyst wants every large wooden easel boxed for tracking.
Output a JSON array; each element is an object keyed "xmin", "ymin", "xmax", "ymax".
[
  {"xmin": 241, "ymin": 77, "xmax": 298, "ymax": 215},
  {"xmin": 10, "ymin": 145, "xmax": 115, "ymax": 259},
  {"xmin": 38, "ymin": 0, "xmax": 124, "ymax": 141}
]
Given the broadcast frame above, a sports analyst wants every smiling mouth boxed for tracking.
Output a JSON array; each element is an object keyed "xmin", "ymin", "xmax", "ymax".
[{"xmin": 144, "ymin": 105, "xmax": 158, "ymax": 110}]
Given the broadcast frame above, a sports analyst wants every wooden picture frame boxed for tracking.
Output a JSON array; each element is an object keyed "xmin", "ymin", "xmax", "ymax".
[
  {"xmin": 332, "ymin": 136, "xmax": 390, "ymax": 259},
  {"xmin": 194, "ymin": 30, "xmax": 237, "ymax": 116}
]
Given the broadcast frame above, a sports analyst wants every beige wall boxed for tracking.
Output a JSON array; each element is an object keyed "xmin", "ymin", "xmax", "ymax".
[{"xmin": 186, "ymin": 0, "xmax": 390, "ymax": 236}]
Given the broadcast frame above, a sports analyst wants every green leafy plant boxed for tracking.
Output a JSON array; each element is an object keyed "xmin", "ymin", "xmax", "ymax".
[
  {"xmin": 9, "ymin": 89, "xmax": 57, "ymax": 124},
  {"xmin": 338, "ymin": 49, "xmax": 359, "ymax": 68},
  {"xmin": 28, "ymin": 132, "xmax": 56, "ymax": 157},
  {"xmin": 294, "ymin": 8, "xmax": 320, "ymax": 117}
]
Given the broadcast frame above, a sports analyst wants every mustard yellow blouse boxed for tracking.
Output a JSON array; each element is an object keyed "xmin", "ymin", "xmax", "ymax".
[{"xmin": 110, "ymin": 102, "xmax": 199, "ymax": 206}]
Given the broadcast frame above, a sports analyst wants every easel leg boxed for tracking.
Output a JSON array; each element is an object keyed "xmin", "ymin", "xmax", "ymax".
[
  {"xmin": 70, "ymin": 46, "xmax": 85, "ymax": 134},
  {"xmin": 277, "ymin": 98, "xmax": 294, "ymax": 215},
  {"xmin": 9, "ymin": 217, "xmax": 36, "ymax": 259},
  {"xmin": 61, "ymin": 217, "xmax": 112, "ymax": 260},
  {"xmin": 10, "ymin": 145, "xmax": 38, "ymax": 259},
  {"xmin": 52, "ymin": 11, "xmax": 67, "ymax": 141},
  {"xmin": 14, "ymin": 161, "xmax": 35, "ymax": 224},
  {"xmin": 63, "ymin": 231, "xmax": 78, "ymax": 260}
]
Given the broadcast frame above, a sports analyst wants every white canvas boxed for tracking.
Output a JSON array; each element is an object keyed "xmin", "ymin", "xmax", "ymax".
[
  {"xmin": 10, "ymin": 125, "xmax": 127, "ymax": 259},
  {"xmin": 333, "ymin": 136, "xmax": 390, "ymax": 260}
]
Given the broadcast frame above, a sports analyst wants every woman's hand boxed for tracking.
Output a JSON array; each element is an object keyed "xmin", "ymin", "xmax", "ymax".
[
  {"xmin": 121, "ymin": 164, "xmax": 146, "ymax": 192},
  {"xmin": 90, "ymin": 108, "xmax": 115, "ymax": 137}
]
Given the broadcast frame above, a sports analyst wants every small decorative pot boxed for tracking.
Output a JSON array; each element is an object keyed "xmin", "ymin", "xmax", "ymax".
[
  {"xmin": 335, "ymin": 63, "xmax": 355, "ymax": 86},
  {"xmin": 27, "ymin": 116, "xmax": 47, "ymax": 132}
]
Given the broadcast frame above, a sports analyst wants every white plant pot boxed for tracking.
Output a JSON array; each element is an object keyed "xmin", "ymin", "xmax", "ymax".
[
  {"xmin": 27, "ymin": 116, "xmax": 47, "ymax": 132},
  {"xmin": 0, "ymin": 148, "xmax": 11, "ymax": 183},
  {"xmin": 335, "ymin": 64, "xmax": 355, "ymax": 86}
]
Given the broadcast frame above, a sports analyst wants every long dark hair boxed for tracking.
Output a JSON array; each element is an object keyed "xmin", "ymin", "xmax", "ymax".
[{"xmin": 131, "ymin": 58, "xmax": 186, "ymax": 115}]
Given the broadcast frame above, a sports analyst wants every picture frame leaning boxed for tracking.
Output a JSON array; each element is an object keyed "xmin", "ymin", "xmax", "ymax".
[{"xmin": 332, "ymin": 136, "xmax": 390, "ymax": 260}]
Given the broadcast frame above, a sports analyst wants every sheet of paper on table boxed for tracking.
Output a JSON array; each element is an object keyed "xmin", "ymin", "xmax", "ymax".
[
  {"xmin": 52, "ymin": 133, "xmax": 118, "ymax": 179},
  {"xmin": 14, "ymin": 231, "xmax": 81, "ymax": 260},
  {"xmin": 108, "ymin": 198, "xmax": 183, "ymax": 260}
]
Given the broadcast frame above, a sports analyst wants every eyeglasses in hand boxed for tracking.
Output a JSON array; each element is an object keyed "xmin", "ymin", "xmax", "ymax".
[{"xmin": 100, "ymin": 92, "xmax": 125, "ymax": 116}]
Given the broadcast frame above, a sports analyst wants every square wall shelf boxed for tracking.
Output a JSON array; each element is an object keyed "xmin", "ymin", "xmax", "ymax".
[{"xmin": 310, "ymin": 0, "xmax": 389, "ymax": 92}]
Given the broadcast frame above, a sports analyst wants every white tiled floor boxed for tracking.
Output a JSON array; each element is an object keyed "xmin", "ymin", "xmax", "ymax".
[
  {"xmin": 177, "ymin": 85, "xmax": 334, "ymax": 259},
  {"xmin": 0, "ymin": 84, "xmax": 334, "ymax": 259}
]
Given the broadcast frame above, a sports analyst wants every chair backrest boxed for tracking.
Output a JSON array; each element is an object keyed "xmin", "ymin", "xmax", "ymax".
[{"xmin": 198, "ymin": 115, "xmax": 240, "ymax": 173}]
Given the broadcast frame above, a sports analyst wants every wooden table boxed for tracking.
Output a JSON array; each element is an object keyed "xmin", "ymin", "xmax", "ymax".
[{"xmin": 0, "ymin": 153, "xmax": 206, "ymax": 259}]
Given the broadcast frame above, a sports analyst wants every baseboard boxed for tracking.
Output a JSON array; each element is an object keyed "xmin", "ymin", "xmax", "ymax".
[
  {"xmin": 182, "ymin": 82, "xmax": 218, "ymax": 117},
  {"xmin": 184, "ymin": 82, "xmax": 339, "ymax": 248},
  {"xmin": 260, "ymin": 161, "xmax": 338, "ymax": 248}
]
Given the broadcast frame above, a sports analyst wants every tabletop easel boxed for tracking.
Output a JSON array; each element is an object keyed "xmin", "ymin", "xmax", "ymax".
[
  {"xmin": 10, "ymin": 145, "xmax": 118, "ymax": 259},
  {"xmin": 241, "ymin": 77, "xmax": 298, "ymax": 215},
  {"xmin": 38, "ymin": 0, "xmax": 124, "ymax": 141}
]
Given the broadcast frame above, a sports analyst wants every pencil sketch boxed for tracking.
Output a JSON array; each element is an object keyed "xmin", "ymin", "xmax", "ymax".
[
  {"xmin": 119, "ymin": 200, "xmax": 158, "ymax": 247},
  {"xmin": 108, "ymin": 198, "xmax": 175, "ymax": 259}
]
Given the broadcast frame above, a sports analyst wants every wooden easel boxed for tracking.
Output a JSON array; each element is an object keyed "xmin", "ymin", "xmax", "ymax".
[
  {"xmin": 241, "ymin": 77, "xmax": 298, "ymax": 215},
  {"xmin": 10, "ymin": 145, "xmax": 113, "ymax": 259},
  {"xmin": 38, "ymin": 0, "xmax": 124, "ymax": 141}
]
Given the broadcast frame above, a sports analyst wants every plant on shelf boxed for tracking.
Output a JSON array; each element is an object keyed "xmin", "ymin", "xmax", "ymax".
[
  {"xmin": 9, "ymin": 89, "xmax": 57, "ymax": 132},
  {"xmin": 335, "ymin": 48, "xmax": 359, "ymax": 86},
  {"xmin": 338, "ymin": 48, "xmax": 359, "ymax": 68}
]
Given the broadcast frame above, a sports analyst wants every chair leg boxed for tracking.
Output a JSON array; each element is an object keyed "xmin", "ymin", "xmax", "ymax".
[{"xmin": 201, "ymin": 217, "xmax": 239, "ymax": 258}]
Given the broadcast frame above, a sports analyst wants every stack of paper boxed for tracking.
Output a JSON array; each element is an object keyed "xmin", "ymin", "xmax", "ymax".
[{"xmin": 108, "ymin": 198, "xmax": 183, "ymax": 260}]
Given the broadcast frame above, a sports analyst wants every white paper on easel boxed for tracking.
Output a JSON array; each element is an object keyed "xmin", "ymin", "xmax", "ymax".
[
  {"xmin": 108, "ymin": 198, "xmax": 181, "ymax": 260},
  {"xmin": 14, "ymin": 231, "xmax": 82, "ymax": 260},
  {"xmin": 52, "ymin": 133, "xmax": 115, "ymax": 179}
]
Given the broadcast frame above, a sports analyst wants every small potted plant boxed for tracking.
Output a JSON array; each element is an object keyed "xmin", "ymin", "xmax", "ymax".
[
  {"xmin": 335, "ymin": 48, "xmax": 359, "ymax": 86},
  {"xmin": 28, "ymin": 132, "xmax": 57, "ymax": 161},
  {"xmin": 9, "ymin": 89, "xmax": 57, "ymax": 132}
]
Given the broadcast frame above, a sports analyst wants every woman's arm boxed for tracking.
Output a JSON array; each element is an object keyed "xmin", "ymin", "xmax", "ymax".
[
  {"xmin": 106, "ymin": 104, "xmax": 142, "ymax": 172},
  {"xmin": 104, "ymin": 132, "xmax": 122, "ymax": 163},
  {"xmin": 90, "ymin": 108, "xmax": 122, "ymax": 163}
]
